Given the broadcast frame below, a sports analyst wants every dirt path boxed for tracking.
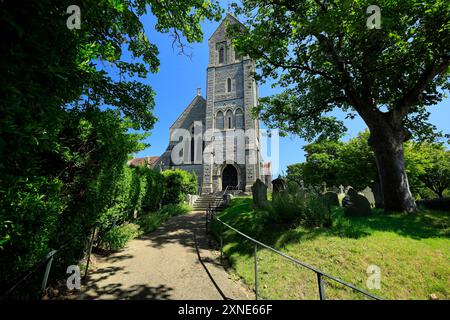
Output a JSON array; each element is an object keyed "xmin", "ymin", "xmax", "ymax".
[{"xmin": 79, "ymin": 211, "xmax": 252, "ymax": 300}]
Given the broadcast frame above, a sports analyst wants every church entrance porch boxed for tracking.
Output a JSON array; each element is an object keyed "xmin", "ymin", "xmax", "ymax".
[{"xmin": 221, "ymin": 164, "xmax": 238, "ymax": 191}]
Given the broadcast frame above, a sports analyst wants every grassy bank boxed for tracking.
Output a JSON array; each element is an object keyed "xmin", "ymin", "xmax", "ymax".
[{"xmin": 212, "ymin": 197, "xmax": 449, "ymax": 300}]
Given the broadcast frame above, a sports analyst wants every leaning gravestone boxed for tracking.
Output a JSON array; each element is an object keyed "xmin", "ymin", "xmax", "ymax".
[
  {"xmin": 271, "ymin": 175, "xmax": 287, "ymax": 200},
  {"xmin": 252, "ymin": 179, "xmax": 268, "ymax": 209},
  {"xmin": 321, "ymin": 191, "xmax": 340, "ymax": 207},
  {"xmin": 360, "ymin": 186, "xmax": 376, "ymax": 208},
  {"xmin": 343, "ymin": 188, "xmax": 372, "ymax": 217}
]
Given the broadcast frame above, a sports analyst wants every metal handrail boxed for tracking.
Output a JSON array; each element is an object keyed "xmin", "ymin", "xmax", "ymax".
[{"xmin": 206, "ymin": 210, "xmax": 380, "ymax": 300}]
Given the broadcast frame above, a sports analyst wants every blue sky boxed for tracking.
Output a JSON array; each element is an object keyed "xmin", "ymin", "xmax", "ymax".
[{"xmin": 134, "ymin": 4, "xmax": 450, "ymax": 177}]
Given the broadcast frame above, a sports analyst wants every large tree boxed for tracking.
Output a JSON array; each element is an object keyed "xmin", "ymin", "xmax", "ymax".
[{"xmin": 230, "ymin": 0, "xmax": 450, "ymax": 212}]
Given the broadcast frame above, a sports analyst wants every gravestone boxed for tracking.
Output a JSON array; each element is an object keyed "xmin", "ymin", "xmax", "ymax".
[
  {"xmin": 322, "ymin": 182, "xmax": 327, "ymax": 193},
  {"xmin": 300, "ymin": 180, "xmax": 305, "ymax": 190},
  {"xmin": 321, "ymin": 191, "xmax": 340, "ymax": 207},
  {"xmin": 339, "ymin": 185, "xmax": 345, "ymax": 194},
  {"xmin": 361, "ymin": 186, "xmax": 376, "ymax": 208},
  {"xmin": 271, "ymin": 175, "xmax": 287, "ymax": 199},
  {"xmin": 252, "ymin": 179, "xmax": 268, "ymax": 209},
  {"xmin": 371, "ymin": 182, "xmax": 384, "ymax": 208},
  {"xmin": 342, "ymin": 188, "xmax": 372, "ymax": 217}
]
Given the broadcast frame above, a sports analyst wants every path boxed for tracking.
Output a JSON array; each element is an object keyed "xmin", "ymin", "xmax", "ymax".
[{"xmin": 79, "ymin": 211, "xmax": 252, "ymax": 300}]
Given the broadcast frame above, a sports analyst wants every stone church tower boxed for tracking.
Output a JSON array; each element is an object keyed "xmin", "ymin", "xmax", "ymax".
[
  {"xmin": 153, "ymin": 14, "xmax": 270, "ymax": 194},
  {"xmin": 201, "ymin": 13, "xmax": 261, "ymax": 194}
]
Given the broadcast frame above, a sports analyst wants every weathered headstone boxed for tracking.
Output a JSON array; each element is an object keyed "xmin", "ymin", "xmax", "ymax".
[
  {"xmin": 271, "ymin": 175, "xmax": 287, "ymax": 200},
  {"xmin": 339, "ymin": 185, "xmax": 345, "ymax": 194},
  {"xmin": 223, "ymin": 194, "xmax": 232, "ymax": 206},
  {"xmin": 343, "ymin": 188, "xmax": 372, "ymax": 217},
  {"xmin": 252, "ymin": 179, "xmax": 268, "ymax": 209},
  {"xmin": 322, "ymin": 182, "xmax": 327, "ymax": 193},
  {"xmin": 321, "ymin": 191, "xmax": 340, "ymax": 207},
  {"xmin": 360, "ymin": 186, "xmax": 376, "ymax": 208}
]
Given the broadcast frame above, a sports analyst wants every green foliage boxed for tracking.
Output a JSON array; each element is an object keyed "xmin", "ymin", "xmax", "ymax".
[
  {"xmin": 215, "ymin": 197, "xmax": 449, "ymax": 299},
  {"xmin": 266, "ymin": 185, "xmax": 332, "ymax": 228},
  {"xmin": 287, "ymin": 131, "xmax": 377, "ymax": 190},
  {"xmin": 405, "ymin": 142, "xmax": 450, "ymax": 198},
  {"xmin": 230, "ymin": 0, "xmax": 450, "ymax": 141},
  {"xmin": 137, "ymin": 203, "xmax": 192, "ymax": 234},
  {"xmin": 140, "ymin": 167, "xmax": 166, "ymax": 212},
  {"xmin": 287, "ymin": 131, "xmax": 450, "ymax": 198},
  {"xmin": 100, "ymin": 223, "xmax": 141, "ymax": 251},
  {"xmin": 0, "ymin": 0, "xmax": 221, "ymax": 290},
  {"xmin": 230, "ymin": 0, "xmax": 449, "ymax": 212},
  {"xmin": 162, "ymin": 169, "xmax": 198, "ymax": 205}
]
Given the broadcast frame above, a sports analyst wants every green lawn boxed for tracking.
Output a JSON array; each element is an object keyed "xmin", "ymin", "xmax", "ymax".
[{"xmin": 212, "ymin": 197, "xmax": 449, "ymax": 300}]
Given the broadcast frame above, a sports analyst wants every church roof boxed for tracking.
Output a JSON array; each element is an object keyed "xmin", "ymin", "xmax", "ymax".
[
  {"xmin": 208, "ymin": 13, "xmax": 245, "ymax": 41},
  {"xmin": 169, "ymin": 94, "xmax": 206, "ymax": 129}
]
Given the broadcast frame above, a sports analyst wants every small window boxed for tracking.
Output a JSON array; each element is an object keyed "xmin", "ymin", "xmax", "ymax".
[
  {"xmin": 219, "ymin": 47, "xmax": 224, "ymax": 64},
  {"xmin": 227, "ymin": 78, "xmax": 232, "ymax": 92},
  {"xmin": 226, "ymin": 110, "xmax": 233, "ymax": 129}
]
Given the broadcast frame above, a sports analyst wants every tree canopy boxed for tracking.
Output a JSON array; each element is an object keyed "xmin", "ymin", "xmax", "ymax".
[
  {"xmin": 229, "ymin": 0, "xmax": 450, "ymax": 212},
  {"xmin": 0, "ymin": 0, "xmax": 222, "ymax": 294},
  {"xmin": 287, "ymin": 131, "xmax": 450, "ymax": 199}
]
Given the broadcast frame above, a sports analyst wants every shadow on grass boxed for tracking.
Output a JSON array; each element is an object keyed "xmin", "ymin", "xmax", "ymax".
[{"xmin": 213, "ymin": 198, "xmax": 450, "ymax": 260}]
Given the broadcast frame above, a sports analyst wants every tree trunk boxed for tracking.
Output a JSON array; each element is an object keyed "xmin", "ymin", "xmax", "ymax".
[{"xmin": 368, "ymin": 128, "xmax": 417, "ymax": 213}]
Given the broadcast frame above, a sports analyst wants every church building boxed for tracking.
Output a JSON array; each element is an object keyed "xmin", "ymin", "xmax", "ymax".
[{"xmin": 152, "ymin": 14, "xmax": 271, "ymax": 194}]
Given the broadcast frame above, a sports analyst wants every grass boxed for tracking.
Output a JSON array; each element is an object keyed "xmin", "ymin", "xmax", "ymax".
[{"xmin": 212, "ymin": 197, "xmax": 449, "ymax": 300}]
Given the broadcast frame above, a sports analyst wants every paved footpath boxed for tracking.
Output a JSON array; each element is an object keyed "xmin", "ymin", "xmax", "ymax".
[{"xmin": 79, "ymin": 211, "xmax": 252, "ymax": 300}]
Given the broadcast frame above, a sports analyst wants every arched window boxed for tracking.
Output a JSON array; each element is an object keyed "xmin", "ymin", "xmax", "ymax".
[
  {"xmin": 226, "ymin": 110, "xmax": 233, "ymax": 129},
  {"xmin": 235, "ymin": 108, "xmax": 244, "ymax": 129},
  {"xmin": 227, "ymin": 78, "xmax": 232, "ymax": 92},
  {"xmin": 219, "ymin": 47, "xmax": 224, "ymax": 64},
  {"xmin": 216, "ymin": 111, "xmax": 224, "ymax": 130}
]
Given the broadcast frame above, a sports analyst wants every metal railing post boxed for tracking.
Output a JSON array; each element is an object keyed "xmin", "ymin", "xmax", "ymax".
[
  {"xmin": 84, "ymin": 226, "xmax": 96, "ymax": 280},
  {"xmin": 220, "ymin": 235, "xmax": 223, "ymax": 263},
  {"xmin": 40, "ymin": 250, "xmax": 56, "ymax": 299},
  {"xmin": 219, "ymin": 220, "xmax": 224, "ymax": 263},
  {"xmin": 317, "ymin": 273, "xmax": 326, "ymax": 300},
  {"xmin": 254, "ymin": 243, "xmax": 259, "ymax": 300}
]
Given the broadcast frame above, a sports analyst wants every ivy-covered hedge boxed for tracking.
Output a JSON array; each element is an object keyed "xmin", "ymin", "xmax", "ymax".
[
  {"xmin": 162, "ymin": 169, "xmax": 198, "ymax": 205},
  {"xmin": 95, "ymin": 165, "xmax": 166, "ymax": 246}
]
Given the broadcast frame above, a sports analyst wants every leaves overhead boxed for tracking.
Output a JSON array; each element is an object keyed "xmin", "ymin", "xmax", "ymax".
[{"xmin": 229, "ymin": 0, "xmax": 450, "ymax": 141}]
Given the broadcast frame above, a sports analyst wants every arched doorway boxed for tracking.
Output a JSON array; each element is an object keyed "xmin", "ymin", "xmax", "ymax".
[{"xmin": 222, "ymin": 164, "xmax": 238, "ymax": 190}]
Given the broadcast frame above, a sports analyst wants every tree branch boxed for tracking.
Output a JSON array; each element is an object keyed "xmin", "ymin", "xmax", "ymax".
[{"xmin": 394, "ymin": 56, "xmax": 450, "ymax": 124}]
